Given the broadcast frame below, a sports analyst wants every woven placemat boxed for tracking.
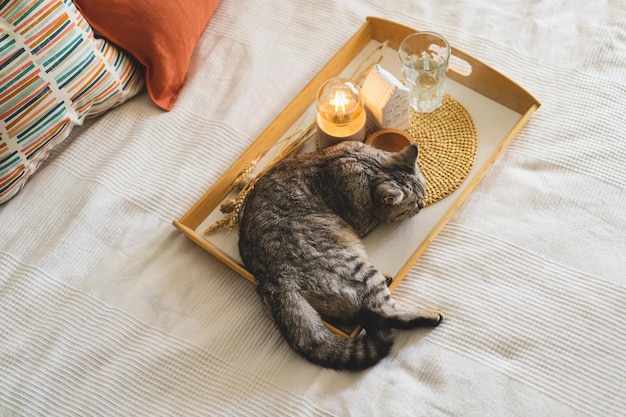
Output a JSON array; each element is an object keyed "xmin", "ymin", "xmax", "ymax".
[{"xmin": 406, "ymin": 94, "xmax": 477, "ymax": 206}]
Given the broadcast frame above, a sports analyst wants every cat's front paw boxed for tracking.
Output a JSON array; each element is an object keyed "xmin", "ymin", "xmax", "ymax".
[{"xmin": 384, "ymin": 274, "xmax": 393, "ymax": 287}]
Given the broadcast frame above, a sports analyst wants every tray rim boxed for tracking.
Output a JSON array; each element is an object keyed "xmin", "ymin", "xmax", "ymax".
[{"xmin": 173, "ymin": 16, "xmax": 541, "ymax": 337}]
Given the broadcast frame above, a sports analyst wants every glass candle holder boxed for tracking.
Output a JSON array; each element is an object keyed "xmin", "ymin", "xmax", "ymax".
[{"xmin": 316, "ymin": 78, "xmax": 367, "ymax": 148}]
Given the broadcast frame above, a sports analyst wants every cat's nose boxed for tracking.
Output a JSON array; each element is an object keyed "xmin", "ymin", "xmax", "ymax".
[{"xmin": 417, "ymin": 199, "xmax": 425, "ymax": 209}]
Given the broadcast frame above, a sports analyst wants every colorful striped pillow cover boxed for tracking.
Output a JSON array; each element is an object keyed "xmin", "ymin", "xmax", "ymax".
[{"xmin": 0, "ymin": 0, "xmax": 145, "ymax": 204}]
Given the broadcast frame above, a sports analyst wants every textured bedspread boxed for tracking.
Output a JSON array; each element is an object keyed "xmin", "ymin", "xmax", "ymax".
[{"xmin": 1, "ymin": 0, "xmax": 625, "ymax": 415}]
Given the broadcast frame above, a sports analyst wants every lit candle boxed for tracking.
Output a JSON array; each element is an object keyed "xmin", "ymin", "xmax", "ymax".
[{"xmin": 315, "ymin": 78, "xmax": 367, "ymax": 148}]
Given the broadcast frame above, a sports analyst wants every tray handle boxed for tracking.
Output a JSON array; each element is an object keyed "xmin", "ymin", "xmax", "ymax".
[{"xmin": 366, "ymin": 17, "xmax": 540, "ymax": 114}]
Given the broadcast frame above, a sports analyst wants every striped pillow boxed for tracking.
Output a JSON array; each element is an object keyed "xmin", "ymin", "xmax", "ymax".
[{"xmin": 0, "ymin": 0, "xmax": 145, "ymax": 204}]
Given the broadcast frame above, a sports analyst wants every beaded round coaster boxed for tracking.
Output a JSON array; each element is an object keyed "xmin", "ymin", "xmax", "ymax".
[{"xmin": 406, "ymin": 94, "xmax": 477, "ymax": 206}]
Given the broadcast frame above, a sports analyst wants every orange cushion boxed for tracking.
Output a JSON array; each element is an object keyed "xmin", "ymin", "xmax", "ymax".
[{"xmin": 75, "ymin": 0, "xmax": 221, "ymax": 110}]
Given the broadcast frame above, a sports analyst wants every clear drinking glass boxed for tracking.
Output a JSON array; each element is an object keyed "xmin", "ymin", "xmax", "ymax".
[{"xmin": 398, "ymin": 32, "xmax": 450, "ymax": 113}]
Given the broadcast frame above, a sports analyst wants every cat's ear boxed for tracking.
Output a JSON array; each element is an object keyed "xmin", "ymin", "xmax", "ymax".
[
  {"xmin": 396, "ymin": 143, "xmax": 419, "ymax": 169},
  {"xmin": 375, "ymin": 183, "xmax": 404, "ymax": 206}
]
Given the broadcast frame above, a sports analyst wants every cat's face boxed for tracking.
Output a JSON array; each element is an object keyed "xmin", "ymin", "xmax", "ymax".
[{"xmin": 371, "ymin": 144, "xmax": 426, "ymax": 223}]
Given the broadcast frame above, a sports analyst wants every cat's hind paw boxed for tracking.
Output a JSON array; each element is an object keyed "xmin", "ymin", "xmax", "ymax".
[{"xmin": 423, "ymin": 309, "xmax": 444, "ymax": 327}]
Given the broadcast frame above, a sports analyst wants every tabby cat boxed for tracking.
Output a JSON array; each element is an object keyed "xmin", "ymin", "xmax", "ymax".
[{"xmin": 238, "ymin": 140, "xmax": 443, "ymax": 371}]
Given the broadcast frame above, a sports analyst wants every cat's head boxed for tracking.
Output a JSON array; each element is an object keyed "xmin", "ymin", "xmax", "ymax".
[{"xmin": 371, "ymin": 143, "xmax": 426, "ymax": 223}]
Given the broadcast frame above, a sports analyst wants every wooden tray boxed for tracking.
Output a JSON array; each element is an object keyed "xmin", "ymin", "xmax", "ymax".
[{"xmin": 173, "ymin": 17, "xmax": 540, "ymax": 337}]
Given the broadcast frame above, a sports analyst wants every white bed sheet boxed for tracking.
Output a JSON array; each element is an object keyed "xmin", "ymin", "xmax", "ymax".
[{"xmin": 1, "ymin": 0, "xmax": 624, "ymax": 416}]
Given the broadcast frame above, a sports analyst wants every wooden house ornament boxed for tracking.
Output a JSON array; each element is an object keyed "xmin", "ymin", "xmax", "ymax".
[{"xmin": 362, "ymin": 65, "xmax": 410, "ymax": 131}]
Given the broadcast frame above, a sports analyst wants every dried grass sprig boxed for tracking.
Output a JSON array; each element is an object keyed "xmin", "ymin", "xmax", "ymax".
[
  {"xmin": 204, "ymin": 116, "xmax": 316, "ymax": 235},
  {"xmin": 351, "ymin": 40, "xmax": 388, "ymax": 84},
  {"xmin": 203, "ymin": 216, "xmax": 231, "ymax": 235}
]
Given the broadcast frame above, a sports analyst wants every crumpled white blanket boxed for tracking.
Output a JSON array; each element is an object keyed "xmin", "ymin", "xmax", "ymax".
[{"xmin": 1, "ymin": 0, "xmax": 624, "ymax": 416}]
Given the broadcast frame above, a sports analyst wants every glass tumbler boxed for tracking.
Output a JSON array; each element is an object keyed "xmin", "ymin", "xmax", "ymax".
[{"xmin": 398, "ymin": 32, "xmax": 451, "ymax": 113}]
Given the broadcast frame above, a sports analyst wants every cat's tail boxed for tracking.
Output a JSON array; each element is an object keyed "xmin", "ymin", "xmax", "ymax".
[{"xmin": 259, "ymin": 284, "xmax": 394, "ymax": 371}]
